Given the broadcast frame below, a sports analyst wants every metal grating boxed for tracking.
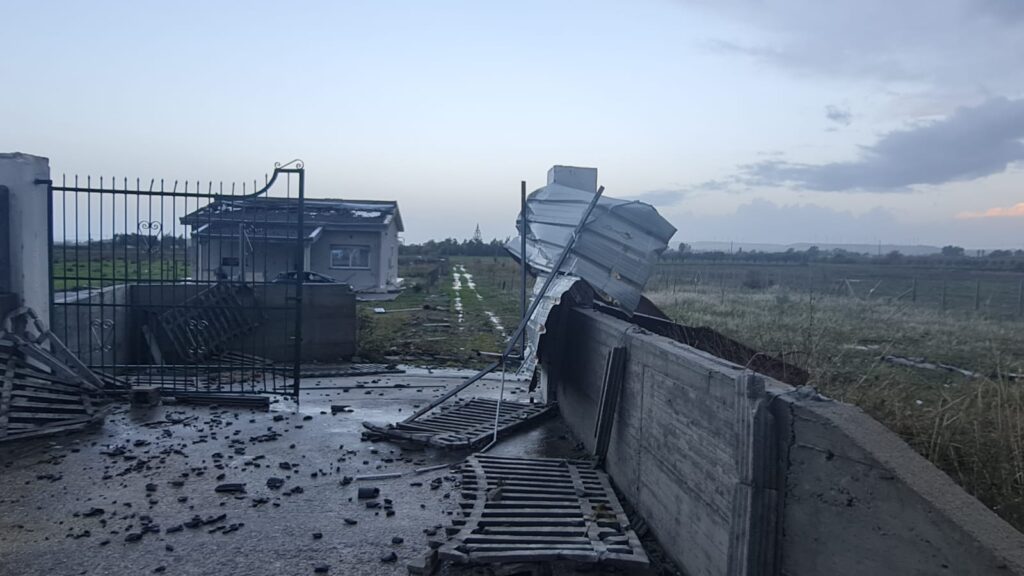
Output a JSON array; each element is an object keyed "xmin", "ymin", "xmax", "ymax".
[
  {"xmin": 433, "ymin": 454, "xmax": 648, "ymax": 567},
  {"xmin": 157, "ymin": 282, "xmax": 264, "ymax": 363},
  {"xmin": 363, "ymin": 398, "xmax": 555, "ymax": 450}
]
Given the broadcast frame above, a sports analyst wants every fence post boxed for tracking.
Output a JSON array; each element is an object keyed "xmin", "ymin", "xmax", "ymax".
[
  {"xmin": 1018, "ymin": 279, "xmax": 1023, "ymax": 318},
  {"xmin": 911, "ymin": 278, "xmax": 917, "ymax": 303},
  {"xmin": 974, "ymin": 280, "xmax": 981, "ymax": 311},
  {"xmin": 719, "ymin": 272, "xmax": 725, "ymax": 305},
  {"xmin": 941, "ymin": 281, "xmax": 947, "ymax": 311}
]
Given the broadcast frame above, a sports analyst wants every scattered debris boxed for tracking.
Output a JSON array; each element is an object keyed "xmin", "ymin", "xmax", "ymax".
[
  {"xmin": 0, "ymin": 306, "xmax": 110, "ymax": 443},
  {"xmin": 215, "ymin": 483, "xmax": 246, "ymax": 494}
]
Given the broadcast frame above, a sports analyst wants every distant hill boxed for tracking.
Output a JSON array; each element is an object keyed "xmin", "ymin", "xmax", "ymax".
[{"xmin": 687, "ymin": 241, "xmax": 943, "ymax": 256}]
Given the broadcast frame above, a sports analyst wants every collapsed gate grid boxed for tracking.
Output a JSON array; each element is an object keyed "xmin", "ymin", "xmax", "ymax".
[{"xmin": 46, "ymin": 162, "xmax": 307, "ymax": 397}]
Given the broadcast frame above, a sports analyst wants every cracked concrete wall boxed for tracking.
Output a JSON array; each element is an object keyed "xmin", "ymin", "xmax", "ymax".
[{"xmin": 552, "ymin": 307, "xmax": 1024, "ymax": 576}]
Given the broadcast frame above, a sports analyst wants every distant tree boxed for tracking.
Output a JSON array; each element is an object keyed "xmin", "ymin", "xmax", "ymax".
[
  {"xmin": 882, "ymin": 250, "xmax": 904, "ymax": 264},
  {"xmin": 988, "ymin": 249, "xmax": 1012, "ymax": 258},
  {"xmin": 678, "ymin": 242, "xmax": 691, "ymax": 254},
  {"xmin": 941, "ymin": 245, "xmax": 966, "ymax": 257}
]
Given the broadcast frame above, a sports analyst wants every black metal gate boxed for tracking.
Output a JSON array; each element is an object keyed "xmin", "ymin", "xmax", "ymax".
[{"xmin": 47, "ymin": 161, "xmax": 306, "ymax": 397}]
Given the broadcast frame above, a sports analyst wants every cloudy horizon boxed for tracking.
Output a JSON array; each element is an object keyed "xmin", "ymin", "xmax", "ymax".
[{"xmin": 2, "ymin": 0, "xmax": 1022, "ymax": 249}]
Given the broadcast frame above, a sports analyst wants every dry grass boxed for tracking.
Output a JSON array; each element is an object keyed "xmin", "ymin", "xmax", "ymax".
[{"xmin": 647, "ymin": 286, "xmax": 1024, "ymax": 531}]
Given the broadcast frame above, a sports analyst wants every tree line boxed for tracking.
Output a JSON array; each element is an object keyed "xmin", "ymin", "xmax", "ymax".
[{"xmin": 666, "ymin": 243, "xmax": 1024, "ymax": 270}]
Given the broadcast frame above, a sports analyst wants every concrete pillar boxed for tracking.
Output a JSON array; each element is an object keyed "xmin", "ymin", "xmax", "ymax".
[{"xmin": 0, "ymin": 153, "xmax": 51, "ymax": 327}]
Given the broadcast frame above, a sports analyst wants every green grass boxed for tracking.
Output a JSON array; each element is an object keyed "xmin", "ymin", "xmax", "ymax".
[{"xmin": 52, "ymin": 258, "xmax": 189, "ymax": 290}]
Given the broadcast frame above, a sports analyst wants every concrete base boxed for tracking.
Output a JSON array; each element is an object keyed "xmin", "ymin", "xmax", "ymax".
[{"xmin": 129, "ymin": 386, "xmax": 161, "ymax": 408}]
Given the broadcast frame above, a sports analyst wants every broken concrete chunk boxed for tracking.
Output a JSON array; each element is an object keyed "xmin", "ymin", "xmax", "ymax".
[
  {"xmin": 215, "ymin": 483, "xmax": 246, "ymax": 494},
  {"xmin": 357, "ymin": 486, "xmax": 380, "ymax": 499}
]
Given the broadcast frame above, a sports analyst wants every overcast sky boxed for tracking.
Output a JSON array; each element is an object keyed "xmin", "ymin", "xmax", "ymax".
[{"xmin": 2, "ymin": 0, "xmax": 1022, "ymax": 248}]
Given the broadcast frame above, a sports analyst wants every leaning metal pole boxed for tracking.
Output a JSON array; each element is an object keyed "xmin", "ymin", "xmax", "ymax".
[
  {"xmin": 404, "ymin": 185, "xmax": 605, "ymax": 425},
  {"xmin": 520, "ymin": 180, "xmax": 527, "ymax": 356}
]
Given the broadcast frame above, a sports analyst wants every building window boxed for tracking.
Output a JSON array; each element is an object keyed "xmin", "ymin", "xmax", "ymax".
[{"xmin": 330, "ymin": 245, "xmax": 371, "ymax": 269}]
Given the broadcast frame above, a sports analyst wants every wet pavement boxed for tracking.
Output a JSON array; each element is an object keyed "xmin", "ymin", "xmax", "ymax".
[{"xmin": 0, "ymin": 369, "xmax": 597, "ymax": 576}]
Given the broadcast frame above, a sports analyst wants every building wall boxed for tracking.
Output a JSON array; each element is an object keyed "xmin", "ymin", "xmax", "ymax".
[
  {"xmin": 191, "ymin": 226, "xmax": 394, "ymax": 291},
  {"xmin": 191, "ymin": 238, "xmax": 294, "ymax": 283},
  {"xmin": 379, "ymin": 221, "xmax": 399, "ymax": 288},
  {"xmin": 551, "ymin": 307, "xmax": 1024, "ymax": 576},
  {"xmin": 309, "ymin": 229, "xmax": 382, "ymax": 290}
]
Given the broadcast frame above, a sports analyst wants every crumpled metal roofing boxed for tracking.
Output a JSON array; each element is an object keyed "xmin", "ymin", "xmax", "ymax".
[{"xmin": 505, "ymin": 173, "xmax": 676, "ymax": 315}]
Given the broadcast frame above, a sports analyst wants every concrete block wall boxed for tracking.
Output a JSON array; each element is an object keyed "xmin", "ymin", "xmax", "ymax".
[
  {"xmin": 551, "ymin": 307, "xmax": 1024, "ymax": 576},
  {"xmin": 51, "ymin": 285, "xmax": 131, "ymax": 368}
]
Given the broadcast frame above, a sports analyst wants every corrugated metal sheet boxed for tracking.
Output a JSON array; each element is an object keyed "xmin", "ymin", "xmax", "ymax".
[
  {"xmin": 506, "ymin": 176, "xmax": 676, "ymax": 315},
  {"xmin": 517, "ymin": 274, "xmax": 583, "ymax": 376}
]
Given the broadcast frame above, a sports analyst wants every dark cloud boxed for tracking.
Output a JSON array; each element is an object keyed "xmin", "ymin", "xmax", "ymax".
[
  {"xmin": 825, "ymin": 105, "xmax": 852, "ymax": 126},
  {"xmin": 696, "ymin": 0, "xmax": 1024, "ymax": 93},
  {"xmin": 738, "ymin": 97, "xmax": 1024, "ymax": 191},
  {"xmin": 980, "ymin": 0, "xmax": 1024, "ymax": 22}
]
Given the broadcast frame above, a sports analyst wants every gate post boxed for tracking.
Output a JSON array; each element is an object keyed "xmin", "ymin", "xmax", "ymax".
[{"xmin": 0, "ymin": 153, "xmax": 51, "ymax": 327}]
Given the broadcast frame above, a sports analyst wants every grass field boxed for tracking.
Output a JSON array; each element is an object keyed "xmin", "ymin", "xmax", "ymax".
[
  {"xmin": 650, "ymin": 261, "xmax": 1024, "ymax": 319},
  {"xmin": 360, "ymin": 256, "xmax": 1024, "ymax": 532}
]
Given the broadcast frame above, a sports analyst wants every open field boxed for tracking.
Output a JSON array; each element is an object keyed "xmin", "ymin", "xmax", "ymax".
[
  {"xmin": 650, "ymin": 261, "xmax": 1024, "ymax": 319},
  {"xmin": 356, "ymin": 257, "xmax": 532, "ymax": 367}
]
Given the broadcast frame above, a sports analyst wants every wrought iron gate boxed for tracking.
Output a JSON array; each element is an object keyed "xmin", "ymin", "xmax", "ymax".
[{"xmin": 47, "ymin": 161, "xmax": 307, "ymax": 397}]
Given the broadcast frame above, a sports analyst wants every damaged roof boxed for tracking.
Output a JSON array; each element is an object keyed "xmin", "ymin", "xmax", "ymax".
[
  {"xmin": 506, "ymin": 166, "xmax": 676, "ymax": 314},
  {"xmin": 180, "ymin": 197, "xmax": 403, "ymax": 231}
]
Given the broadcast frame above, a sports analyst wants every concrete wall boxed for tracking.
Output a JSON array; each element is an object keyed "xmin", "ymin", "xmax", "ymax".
[
  {"xmin": 51, "ymin": 285, "xmax": 131, "ymax": 369},
  {"xmin": 551, "ymin": 307, "xmax": 1024, "ymax": 576},
  {"xmin": 0, "ymin": 153, "xmax": 50, "ymax": 327}
]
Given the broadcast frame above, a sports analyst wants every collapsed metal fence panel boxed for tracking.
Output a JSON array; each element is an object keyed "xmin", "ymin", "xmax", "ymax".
[
  {"xmin": 47, "ymin": 161, "xmax": 307, "ymax": 397},
  {"xmin": 425, "ymin": 454, "xmax": 648, "ymax": 569}
]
